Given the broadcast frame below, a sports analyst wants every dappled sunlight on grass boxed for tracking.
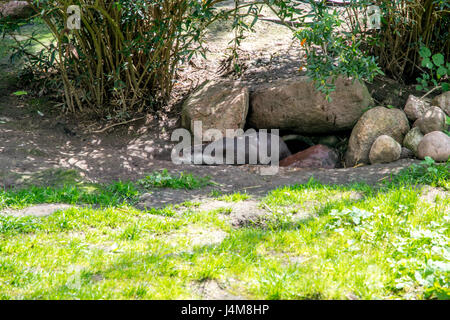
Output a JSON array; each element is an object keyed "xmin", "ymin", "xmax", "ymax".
[
  {"xmin": 0, "ymin": 19, "xmax": 54, "ymax": 62},
  {"xmin": 0, "ymin": 163, "xmax": 448, "ymax": 299}
]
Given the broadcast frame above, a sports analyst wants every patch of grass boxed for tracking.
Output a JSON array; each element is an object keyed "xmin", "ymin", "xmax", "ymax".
[
  {"xmin": 209, "ymin": 189, "xmax": 223, "ymax": 198},
  {"xmin": 137, "ymin": 169, "xmax": 212, "ymax": 190},
  {"xmin": 0, "ymin": 202, "xmax": 226, "ymax": 299},
  {"xmin": 0, "ymin": 165, "xmax": 448, "ymax": 300},
  {"xmin": 216, "ymin": 184, "xmax": 447, "ymax": 299},
  {"xmin": 262, "ymin": 178, "xmax": 370, "ymax": 211},
  {"xmin": 1, "ymin": 168, "xmax": 214, "ymax": 210},
  {"xmin": 209, "ymin": 207, "xmax": 233, "ymax": 215},
  {"xmin": 388, "ymin": 157, "xmax": 450, "ymax": 189},
  {"xmin": 175, "ymin": 201, "xmax": 201, "ymax": 209},
  {"xmin": 0, "ymin": 19, "xmax": 54, "ymax": 62},
  {"xmin": 0, "ymin": 214, "xmax": 42, "ymax": 236},
  {"xmin": 217, "ymin": 192, "xmax": 250, "ymax": 202},
  {"xmin": 0, "ymin": 180, "xmax": 139, "ymax": 209},
  {"xmin": 145, "ymin": 206, "xmax": 177, "ymax": 217}
]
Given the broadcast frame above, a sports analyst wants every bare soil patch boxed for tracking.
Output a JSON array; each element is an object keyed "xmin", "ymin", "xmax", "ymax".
[
  {"xmin": 0, "ymin": 2, "xmax": 424, "ymax": 207},
  {"xmin": 1, "ymin": 203, "xmax": 73, "ymax": 217},
  {"xmin": 191, "ymin": 279, "xmax": 244, "ymax": 300},
  {"xmin": 165, "ymin": 226, "xmax": 228, "ymax": 248}
]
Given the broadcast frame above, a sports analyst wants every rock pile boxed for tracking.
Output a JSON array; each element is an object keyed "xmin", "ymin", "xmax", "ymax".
[
  {"xmin": 0, "ymin": 1, "xmax": 33, "ymax": 19},
  {"xmin": 181, "ymin": 76, "xmax": 450, "ymax": 168},
  {"xmin": 345, "ymin": 92, "xmax": 449, "ymax": 165}
]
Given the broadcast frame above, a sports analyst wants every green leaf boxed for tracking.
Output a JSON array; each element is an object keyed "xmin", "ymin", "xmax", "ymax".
[
  {"xmin": 12, "ymin": 91, "xmax": 28, "ymax": 96},
  {"xmin": 442, "ymin": 82, "xmax": 449, "ymax": 92},
  {"xmin": 421, "ymin": 58, "xmax": 433, "ymax": 69},
  {"xmin": 436, "ymin": 66, "xmax": 447, "ymax": 78},
  {"xmin": 50, "ymin": 50, "xmax": 56, "ymax": 66},
  {"xmin": 419, "ymin": 46, "xmax": 432, "ymax": 58},
  {"xmin": 432, "ymin": 53, "xmax": 444, "ymax": 66},
  {"xmin": 416, "ymin": 84, "xmax": 423, "ymax": 91},
  {"xmin": 423, "ymin": 156, "xmax": 435, "ymax": 166}
]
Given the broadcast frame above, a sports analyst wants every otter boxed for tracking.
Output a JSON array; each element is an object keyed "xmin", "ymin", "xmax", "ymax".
[{"xmin": 185, "ymin": 131, "xmax": 291, "ymax": 165}]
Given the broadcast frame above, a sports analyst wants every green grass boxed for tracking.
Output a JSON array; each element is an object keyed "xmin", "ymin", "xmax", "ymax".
[
  {"xmin": 217, "ymin": 192, "xmax": 250, "ymax": 202},
  {"xmin": 0, "ymin": 164, "xmax": 448, "ymax": 300},
  {"xmin": 0, "ymin": 181, "xmax": 139, "ymax": 210},
  {"xmin": 137, "ymin": 169, "xmax": 212, "ymax": 190},
  {"xmin": 0, "ymin": 170, "xmax": 212, "ymax": 211},
  {"xmin": 388, "ymin": 157, "xmax": 450, "ymax": 189},
  {"xmin": 0, "ymin": 18, "xmax": 54, "ymax": 62}
]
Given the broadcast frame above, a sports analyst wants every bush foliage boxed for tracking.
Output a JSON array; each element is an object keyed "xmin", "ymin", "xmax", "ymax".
[{"xmin": 1, "ymin": 0, "xmax": 448, "ymax": 114}]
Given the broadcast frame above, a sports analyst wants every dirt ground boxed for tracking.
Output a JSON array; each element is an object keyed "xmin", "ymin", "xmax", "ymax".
[
  {"xmin": 0, "ymin": 1, "xmax": 425, "ymax": 207},
  {"xmin": 0, "ymin": 78, "xmax": 421, "ymax": 207},
  {"xmin": 0, "ymin": 85, "xmax": 420, "ymax": 207}
]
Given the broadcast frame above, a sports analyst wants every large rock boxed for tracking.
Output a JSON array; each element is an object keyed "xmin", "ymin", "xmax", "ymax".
[
  {"xmin": 417, "ymin": 131, "xmax": 450, "ymax": 162},
  {"xmin": 345, "ymin": 107, "xmax": 409, "ymax": 167},
  {"xmin": 403, "ymin": 95, "xmax": 430, "ymax": 121},
  {"xmin": 181, "ymin": 80, "xmax": 249, "ymax": 141},
  {"xmin": 279, "ymin": 144, "xmax": 339, "ymax": 169},
  {"xmin": 431, "ymin": 91, "xmax": 450, "ymax": 116},
  {"xmin": 369, "ymin": 135, "xmax": 401, "ymax": 164},
  {"xmin": 403, "ymin": 127, "xmax": 424, "ymax": 156},
  {"xmin": 416, "ymin": 106, "xmax": 447, "ymax": 134},
  {"xmin": 0, "ymin": 1, "xmax": 33, "ymax": 19},
  {"xmin": 248, "ymin": 76, "xmax": 374, "ymax": 134}
]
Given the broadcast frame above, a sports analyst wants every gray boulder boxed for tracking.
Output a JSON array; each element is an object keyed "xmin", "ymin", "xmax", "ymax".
[
  {"xmin": 0, "ymin": 1, "xmax": 33, "ymax": 19},
  {"xmin": 369, "ymin": 135, "xmax": 401, "ymax": 164},
  {"xmin": 431, "ymin": 91, "xmax": 450, "ymax": 116},
  {"xmin": 248, "ymin": 76, "xmax": 374, "ymax": 134},
  {"xmin": 345, "ymin": 107, "xmax": 409, "ymax": 167},
  {"xmin": 403, "ymin": 127, "xmax": 424, "ymax": 156},
  {"xmin": 404, "ymin": 94, "xmax": 430, "ymax": 121},
  {"xmin": 417, "ymin": 131, "xmax": 450, "ymax": 162},
  {"xmin": 416, "ymin": 106, "xmax": 447, "ymax": 134},
  {"xmin": 181, "ymin": 79, "xmax": 249, "ymax": 142}
]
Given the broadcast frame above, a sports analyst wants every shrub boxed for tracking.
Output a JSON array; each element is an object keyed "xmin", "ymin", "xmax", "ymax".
[
  {"xmin": 0, "ymin": 1, "xmax": 302, "ymax": 115},
  {"xmin": 295, "ymin": 1, "xmax": 383, "ymax": 97},
  {"xmin": 345, "ymin": 0, "xmax": 450, "ymax": 83},
  {"xmin": 2, "ymin": 1, "xmax": 383, "ymax": 114},
  {"xmin": 16, "ymin": 0, "xmax": 227, "ymax": 114},
  {"xmin": 5, "ymin": 1, "xmax": 445, "ymax": 114},
  {"xmin": 299, "ymin": 0, "xmax": 450, "ymax": 94},
  {"xmin": 415, "ymin": 45, "xmax": 449, "ymax": 94}
]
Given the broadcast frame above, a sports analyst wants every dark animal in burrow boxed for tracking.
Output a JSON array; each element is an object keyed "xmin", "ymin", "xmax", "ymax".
[{"xmin": 186, "ymin": 132, "xmax": 291, "ymax": 165}]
